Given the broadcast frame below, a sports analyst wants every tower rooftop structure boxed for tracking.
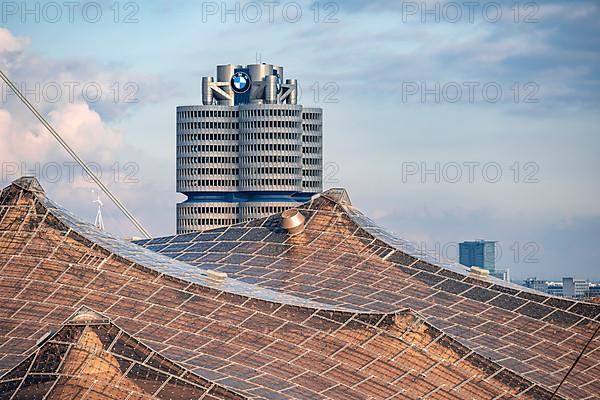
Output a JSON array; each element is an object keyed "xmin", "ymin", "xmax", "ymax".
[{"xmin": 176, "ymin": 63, "xmax": 323, "ymax": 233}]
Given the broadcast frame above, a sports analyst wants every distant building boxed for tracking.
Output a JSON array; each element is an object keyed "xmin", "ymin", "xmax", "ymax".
[
  {"xmin": 459, "ymin": 240, "xmax": 510, "ymax": 281},
  {"xmin": 563, "ymin": 277, "xmax": 589, "ymax": 299},
  {"xmin": 490, "ymin": 269, "xmax": 511, "ymax": 282},
  {"xmin": 547, "ymin": 281, "xmax": 563, "ymax": 297},
  {"xmin": 459, "ymin": 240, "xmax": 496, "ymax": 271},
  {"xmin": 522, "ymin": 278, "xmax": 595, "ymax": 298},
  {"xmin": 589, "ymin": 283, "xmax": 600, "ymax": 299},
  {"xmin": 523, "ymin": 277, "xmax": 549, "ymax": 294}
]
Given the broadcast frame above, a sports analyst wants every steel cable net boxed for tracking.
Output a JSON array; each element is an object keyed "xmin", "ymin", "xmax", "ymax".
[
  {"xmin": 0, "ymin": 316, "xmax": 238, "ymax": 399},
  {"xmin": 0, "ymin": 179, "xmax": 598, "ymax": 399}
]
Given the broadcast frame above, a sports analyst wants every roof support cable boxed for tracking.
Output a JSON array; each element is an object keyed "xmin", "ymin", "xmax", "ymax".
[
  {"xmin": 550, "ymin": 323, "xmax": 600, "ymax": 399},
  {"xmin": 0, "ymin": 69, "xmax": 151, "ymax": 239}
]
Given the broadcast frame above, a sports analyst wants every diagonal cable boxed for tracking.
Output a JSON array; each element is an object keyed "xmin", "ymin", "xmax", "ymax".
[
  {"xmin": 0, "ymin": 69, "xmax": 151, "ymax": 239},
  {"xmin": 550, "ymin": 322, "xmax": 599, "ymax": 399}
]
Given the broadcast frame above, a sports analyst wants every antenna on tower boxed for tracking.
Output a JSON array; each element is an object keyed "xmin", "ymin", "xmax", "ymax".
[
  {"xmin": 256, "ymin": 52, "xmax": 262, "ymax": 64},
  {"xmin": 92, "ymin": 190, "xmax": 105, "ymax": 231}
]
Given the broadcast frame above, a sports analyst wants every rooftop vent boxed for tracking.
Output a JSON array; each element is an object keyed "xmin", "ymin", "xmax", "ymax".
[
  {"xmin": 470, "ymin": 266, "xmax": 490, "ymax": 277},
  {"xmin": 206, "ymin": 269, "xmax": 227, "ymax": 283},
  {"xmin": 281, "ymin": 208, "xmax": 305, "ymax": 235}
]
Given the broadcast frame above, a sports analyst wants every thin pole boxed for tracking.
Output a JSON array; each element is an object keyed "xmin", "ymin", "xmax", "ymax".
[{"xmin": 0, "ymin": 70, "xmax": 151, "ymax": 239}]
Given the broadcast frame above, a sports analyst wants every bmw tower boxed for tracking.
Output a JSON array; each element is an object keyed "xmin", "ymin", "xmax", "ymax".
[{"xmin": 176, "ymin": 63, "xmax": 323, "ymax": 233}]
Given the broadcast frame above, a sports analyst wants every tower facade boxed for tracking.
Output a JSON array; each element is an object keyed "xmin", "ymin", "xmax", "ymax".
[
  {"xmin": 176, "ymin": 63, "xmax": 323, "ymax": 233},
  {"xmin": 459, "ymin": 240, "xmax": 496, "ymax": 272}
]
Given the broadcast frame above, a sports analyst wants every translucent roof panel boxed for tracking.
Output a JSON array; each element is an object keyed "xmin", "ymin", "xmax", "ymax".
[
  {"xmin": 0, "ymin": 178, "xmax": 596, "ymax": 399},
  {"xmin": 137, "ymin": 187, "xmax": 600, "ymax": 400}
]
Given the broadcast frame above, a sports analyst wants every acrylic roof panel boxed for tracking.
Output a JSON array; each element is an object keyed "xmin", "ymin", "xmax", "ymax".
[
  {"xmin": 137, "ymin": 188, "xmax": 600, "ymax": 400},
  {"xmin": 0, "ymin": 307, "xmax": 241, "ymax": 400},
  {"xmin": 0, "ymin": 177, "xmax": 595, "ymax": 399}
]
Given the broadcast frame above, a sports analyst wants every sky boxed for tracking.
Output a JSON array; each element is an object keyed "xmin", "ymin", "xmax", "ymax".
[{"xmin": 0, "ymin": 0, "xmax": 599, "ymax": 281}]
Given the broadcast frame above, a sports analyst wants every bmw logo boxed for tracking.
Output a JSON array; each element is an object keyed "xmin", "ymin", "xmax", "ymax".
[{"xmin": 231, "ymin": 72, "xmax": 251, "ymax": 93}]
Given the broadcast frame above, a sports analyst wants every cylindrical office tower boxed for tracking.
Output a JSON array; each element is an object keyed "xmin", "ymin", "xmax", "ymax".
[
  {"xmin": 240, "ymin": 201, "xmax": 296, "ymax": 222},
  {"xmin": 216, "ymin": 64, "xmax": 236, "ymax": 106},
  {"xmin": 202, "ymin": 77, "xmax": 214, "ymax": 105},
  {"xmin": 175, "ymin": 105, "xmax": 239, "ymax": 195},
  {"xmin": 285, "ymin": 79, "xmax": 298, "ymax": 105},
  {"xmin": 177, "ymin": 201, "xmax": 238, "ymax": 232},
  {"xmin": 274, "ymin": 65, "xmax": 284, "ymax": 82},
  {"xmin": 301, "ymin": 108, "xmax": 323, "ymax": 193},
  {"xmin": 176, "ymin": 63, "xmax": 323, "ymax": 234},
  {"xmin": 247, "ymin": 63, "xmax": 273, "ymax": 82},
  {"xmin": 239, "ymin": 103, "xmax": 303, "ymax": 193},
  {"xmin": 264, "ymin": 75, "xmax": 278, "ymax": 104}
]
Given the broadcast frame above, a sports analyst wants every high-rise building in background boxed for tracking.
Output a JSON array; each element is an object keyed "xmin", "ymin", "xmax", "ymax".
[
  {"xmin": 459, "ymin": 240, "xmax": 496, "ymax": 271},
  {"xmin": 176, "ymin": 63, "xmax": 323, "ymax": 233},
  {"xmin": 459, "ymin": 240, "xmax": 510, "ymax": 281}
]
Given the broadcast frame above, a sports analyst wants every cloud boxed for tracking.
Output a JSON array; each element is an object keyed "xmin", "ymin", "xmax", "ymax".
[
  {"xmin": 0, "ymin": 28, "xmax": 30, "ymax": 54},
  {"xmin": 0, "ymin": 102, "xmax": 121, "ymax": 164},
  {"xmin": 0, "ymin": 28, "xmax": 177, "ymax": 122},
  {"xmin": 0, "ymin": 28, "xmax": 30, "ymax": 71},
  {"xmin": 1, "ymin": 99, "xmax": 174, "ymax": 238},
  {"xmin": 234, "ymin": 0, "xmax": 600, "ymax": 111},
  {"xmin": 0, "ymin": 28, "xmax": 175, "ymax": 238},
  {"xmin": 537, "ymin": 3, "xmax": 598, "ymax": 21}
]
